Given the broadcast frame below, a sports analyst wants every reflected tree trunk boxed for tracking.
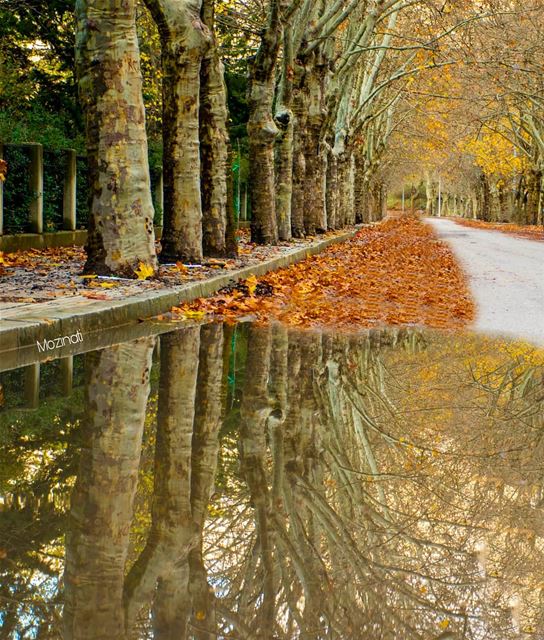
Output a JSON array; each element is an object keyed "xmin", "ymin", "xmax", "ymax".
[
  {"xmin": 239, "ymin": 325, "xmax": 277, "ymax": 638},
  {"xmin": 63, "ymin": 338, "xmax": 155, "ymax": 640},
  {"xmin": 121, "ymin": 325, "xmax": 224, "ymax": 637},
  {"xmin": 124, "ymin": 328, "xmax": 201, "ymax": 630},
  {"xmin": 188, "ymin": 323, "xmax": 225, "ymax": 637}
]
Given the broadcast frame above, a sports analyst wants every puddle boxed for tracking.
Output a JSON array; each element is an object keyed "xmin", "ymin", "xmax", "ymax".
[{"xmin": 1, "ymin": 322, "xmax": 544, "ymax": 638}]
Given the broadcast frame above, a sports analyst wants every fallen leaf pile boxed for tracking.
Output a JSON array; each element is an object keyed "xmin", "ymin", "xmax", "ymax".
[
  {"xmin": 172, "ymin": 215, "xmax": 475, "ymax": 330},
  {"xmin": 0, "ymin": 245, "xmax": 85, "ymax": 273},
  {"xmin": 455, "ymin": 218, "xmax": 544, "ymax": 241}
]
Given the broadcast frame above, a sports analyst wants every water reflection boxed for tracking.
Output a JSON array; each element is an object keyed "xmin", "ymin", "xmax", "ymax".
[{"xmin": 1, "ymin": 322, "xmax": 544, "ymax": 639}]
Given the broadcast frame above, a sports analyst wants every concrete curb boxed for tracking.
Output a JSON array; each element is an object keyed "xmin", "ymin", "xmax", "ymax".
[{"xmin": 0, "ymin": 229, "xmax": 358, "ymax": 370}]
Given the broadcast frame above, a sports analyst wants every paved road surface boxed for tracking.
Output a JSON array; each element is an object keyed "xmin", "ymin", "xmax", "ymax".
[{"xmin": 426, "ymin": 218, "xmax": 544, "ymax": 345}]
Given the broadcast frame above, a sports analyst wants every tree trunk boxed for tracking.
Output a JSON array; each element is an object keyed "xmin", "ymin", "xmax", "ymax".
[
  {"xmin": 64, "ymin": 338, "xmax": 155, "ymax": 640},
  {"xmin": 75, "ymin": 0, "xmax": 158, "ymax": 277},
  {"xmin": 303, "ymin": 59, "xmax": 328, "ymax": 235},
  {"xmin": 425, "ymin": 172, "xmax": 434, "ymax": 216},
  {"xmin": 326, "ymin": 150, "xmax": 338, "ymax": 229},
  {"xmin": 353, "ymin": 152, "xmax": 366, "ymax": 224},
  {"xmin": 336, "ymin": 155, "xmax": 349, "ymax": 228},
  {"xmin": 290, "ymin": 62, "xmax": 308, "ymax": 238},
  {"xmin": 145, "ymin": 0, "xmax": 211, "ymax": 263},
  {"xmin": 526, "ymin": 168, "xmax": 541, "ymax": 225},
  {"xmin": 200, "ymin": 0, "xmax": 229, "ymax": 256},
  {"xmin": 274, "ymin": 25, "xmax": 295, "ymax": 241},
  {"xmin": 303, "ymin": 126, "xmax": 327, "ymax": 234},
  {"xmin": 225, "ymin": 146, "xmax": 239, "ymax": 257},
  {"xmin": 248, "ymin": 2, "xmax": 282, "ymax": 245},
  {"xmin": 275, "ymin": 118, "xmax": 294, "ymax": 241},
  {"xmin": 338, "ymin": 153, "xmax": 355, "ymax": 226}
]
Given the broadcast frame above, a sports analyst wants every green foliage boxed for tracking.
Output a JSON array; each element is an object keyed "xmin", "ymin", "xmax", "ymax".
[
  {"xmin": 136, "ymin": 1, "xmax": 163, "ymax": 139},
  {"xmin": 225, "ymin": 70, "xmax": 249, "ymax": 143},
  {"xmin": 2, "ymin": 146, "xmax": 33, "ymax": 234},
  {"xmin": 0, "ymin": 104, "xmax": 84, "ymax": 151},
  {"xmin": 76, "ymin": 156, "xmax": 90, "ymax": 228},
  {"xmin": 0, "ymin": 0, "xmax": 78, "ymax": 126}
]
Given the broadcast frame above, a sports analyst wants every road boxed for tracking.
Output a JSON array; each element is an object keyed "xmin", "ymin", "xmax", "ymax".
[{"xmin": 426, "ymin": 217, "xmax": 544, "ymax": 345}]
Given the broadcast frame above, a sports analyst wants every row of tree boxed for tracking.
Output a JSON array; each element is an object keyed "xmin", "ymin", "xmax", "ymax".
[
  {"xmin": 76, "ymin": 0, "xmax": 492, "ymax": 276},
  {"xmin": 2, "ymin": 1, "xmax": 542, "ymax": 277},
  {"xmin": 387, "ymin": 0, "xmax": 544, "ymax": 225}
]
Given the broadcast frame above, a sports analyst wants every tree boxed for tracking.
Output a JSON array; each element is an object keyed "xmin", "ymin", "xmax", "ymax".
[
  {"xmin": 247, "ymin": 0, "xmax": 284, "ymax": 245},
  {"xmin": 200, "ymin": 0, "xmax": 232, "ymax": 257},
  {"xmin": 75, "ymin": 0, "xmax": 158, "ymax": 276},
  {"xmin": 143, "ymin": 0, "xmax": 211, "ymax": 264}
]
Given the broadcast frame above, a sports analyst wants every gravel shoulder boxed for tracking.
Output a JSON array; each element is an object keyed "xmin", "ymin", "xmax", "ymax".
[{"xmin": 426, "ymin": 217, "xmax": 544, "ymax": 345}]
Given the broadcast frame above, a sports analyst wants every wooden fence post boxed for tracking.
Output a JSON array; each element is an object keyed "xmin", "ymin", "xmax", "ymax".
[
  {"xmin": 28, "ymin": 143, "xmax": 44, "ymax": 233},
  {"xmin": 63, "ymin": 149, "xmax": 77, "ymax": 231},
  {"xmin": 24, "ymin": 363, "xmax": 40, "ymax": 409},
  {"xmin": 0, "ymin": 143, "xmax": 4, "ymax": 236},
  {"xmin": 60, "ymin": 356, "xmax": 74, "ymax": 396}
]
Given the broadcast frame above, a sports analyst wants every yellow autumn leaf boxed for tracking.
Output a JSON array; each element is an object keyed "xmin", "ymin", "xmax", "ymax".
[
  {"xmin": 99, "ymin": 282, "xmax": 116, "ymax": 289},
  {"xmin": 135, "ymin": 262, "xmax": 155, "ymax": 280},
  {"xmin": 439, "ymin": 619, "xmax": 450, "ymax": 630},
  {"xmin": 181, "ymin": 310, "xmax": 207, "ymax": 320},
  {"xmin": 246, "ymin": 275, "xmax": 258, "ymax": 296}
]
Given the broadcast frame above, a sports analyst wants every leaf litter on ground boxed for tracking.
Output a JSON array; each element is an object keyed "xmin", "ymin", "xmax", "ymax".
[
  {"xmin": 455, "ymin": 218, "xmax": 544, "ymax": 242},
  {"xmin": 171, "ymin": 215, "xmax": 475, "ymax": 330},
  {"xmin": 0, "ymin": 228, "xmax": 355, "ymax": 303}
]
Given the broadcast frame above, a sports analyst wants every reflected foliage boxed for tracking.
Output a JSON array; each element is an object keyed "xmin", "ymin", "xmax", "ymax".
[{"xmin": 1, "ymin": 324, "xmax": 544, "ymax": 638}]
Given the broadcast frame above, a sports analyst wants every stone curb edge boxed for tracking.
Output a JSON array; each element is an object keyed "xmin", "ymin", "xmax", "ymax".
[{"xmin": 0, "ymin": 229, "xmax": 359, "ymax": 371}]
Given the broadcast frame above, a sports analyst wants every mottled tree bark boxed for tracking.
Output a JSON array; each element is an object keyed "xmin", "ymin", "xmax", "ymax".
[
  {"xmin": 274, "ymin": 25, "xmax": 295, "ymax": 241},
  {"xmin": 239, "ymin": 326, "xmax": 277, "ymax": 638},
  {"xmin": 124, "ymin": 328, "xmax": 201, "ymax": 629},
  {"xmin": 303, "ymin": 59, "xmax": 328, "ymax": 235},
  {"xmin": 248, "ymin": 1, "xmax": 282, "ymax": 245},
  {"xmin": 145, "ymin": 0, "xmax": 211, "ymax": 263},
  {"xmin": 353, "ymin": 152, "xmax": 366, "ymax": 223},
  {"xmin": 326, "ymin": 150, "xmax": 338, "ymax": 229},
  {"xmin": 337, "ymin": 154, "xmax": 355, "ymax": 226},
  {"xmin": 200, "ymin": 0, "xmax": 229, "ymax": 256},
  {"xmin": 188, "ymin": 323, "xmax": 225, "ymax": 637},
  {"xmin": 225, "ymin": 146, "xmax": 239, "ymax": 257},
  {"xmin": 290, "ymin": 60, "xmax": 309, "ymax": 238},
  {"xmin": 75, "ymin": 0, "xmax": 158, "ymax": 277},
  {"xmin": 64, "ymin": 338, "xmax": 155, "ymax": 640},
  {"xmin": 275, "ymin": 118, "xmax": 294, "ymax": 241}
]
